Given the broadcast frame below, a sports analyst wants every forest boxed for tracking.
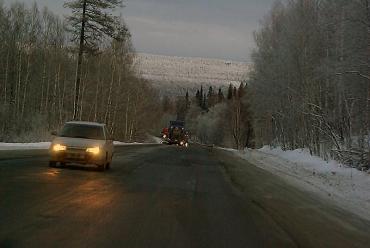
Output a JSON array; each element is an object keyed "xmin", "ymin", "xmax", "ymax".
[
  {"xmin": 0, "ymin": 0, "xmax": 368, "ymax": 169},
  {"xmin": 165, "ymin": 83, "xmax": 254, "ymax": 150},
  {"xmin": 251, "ymin": 0, "xmax": 370, "ymax": 169},
  {"xmin": 0, "ymin": 1, "xmax": 161, "ymax": 142}
]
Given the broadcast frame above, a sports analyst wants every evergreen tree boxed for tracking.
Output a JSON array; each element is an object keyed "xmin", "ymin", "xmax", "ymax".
[
  {"xmin": 195, "ymin": 89, "xmax": 200, "ymax": 103},
  {"xmin": 197, "ymin": 86, "xmax": 204, "ymax": 107},
  {"xmin": 207, "ymin": 86, "xmax": 214, "ymax": 98},
  {"xmin": 208, "ymin": 86, "xmax": 217, "ymax": 107},
  {"xmin": 233, "ymin": 87, "xmax": 237, "ymax": 99},
  {"xmin": 218, "ymin": 88, "xmax": 225, "ymax": 103},
  {"xmin": 64, "ymin": 0, "xmax": 124, "ymax": 120},
  {"xmin": 227, "ymin": 84, "xmax": 233, "ymax": 100},
  {"xmin": 238, "ymin": 82, "xmax": 245, "ymax": 98},
  {"xmin": 185, "ymin": 90, "xmax": 190, "ymax": 110},
  {"xmin": 202, "ymin": 93, "xmax": 207, "ymax": 110}
]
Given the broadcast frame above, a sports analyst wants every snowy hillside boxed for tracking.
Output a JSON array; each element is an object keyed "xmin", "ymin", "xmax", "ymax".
[{"xmin": 135, "ymin": 53, "xmax": 252, "ymax": 95}]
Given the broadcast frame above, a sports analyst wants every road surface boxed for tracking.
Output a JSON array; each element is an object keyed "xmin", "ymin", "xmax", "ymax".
[{"xmin": 0, "ymin": 144, "xmax": 369, "ymax": 248}]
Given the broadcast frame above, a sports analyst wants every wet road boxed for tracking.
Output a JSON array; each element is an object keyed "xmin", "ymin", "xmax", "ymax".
[{"xmin": 0, "ymin": 144, "xmax": 369, "ymax": 248}]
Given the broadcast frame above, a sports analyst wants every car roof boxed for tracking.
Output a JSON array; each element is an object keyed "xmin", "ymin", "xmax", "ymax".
[{"xmin": 65, "ymin": 121, "xmax": 105, "ymax": 127}]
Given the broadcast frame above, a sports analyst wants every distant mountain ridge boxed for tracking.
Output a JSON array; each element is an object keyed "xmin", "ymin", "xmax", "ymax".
[{"xmin": 134, "ymin": 53, "xmax": 252, "ymax": 96}]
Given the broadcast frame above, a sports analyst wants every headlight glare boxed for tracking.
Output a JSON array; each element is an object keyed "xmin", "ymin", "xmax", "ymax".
[
  {"xmin": 53, "ymin": 144, "xmax": 66, "ymax": 152},
  {"xmin": 86, "ymin": 147, "xmax": 100, "ymax": 155}
]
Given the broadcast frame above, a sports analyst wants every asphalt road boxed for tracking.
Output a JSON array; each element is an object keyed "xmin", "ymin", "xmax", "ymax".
[{"xmin": 0, "ymin": 144, "xmax": 369, "ymax": 248}]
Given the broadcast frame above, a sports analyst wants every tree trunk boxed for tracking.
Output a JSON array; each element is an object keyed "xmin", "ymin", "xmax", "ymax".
[
  {"xmin": 125, "ymin": 94, "xmax": 130, "ymax": 140},
  {"xmin": 111, "ymin": 73, "xmax": 122, "ymax": 135},
  {"xmin": 3, "ymin": 50, "xmax": 9, "ymax": 104},
  {"xmin": 94, "ymin": 79, "xmax": 100, "ymax": 122},
  {"xmin": 21, "ymin": 53, "xmax": 31, "ymax": 119},
  {"xmin": 59, "ymin": 70, "xmax": 66, "ymax": 125},
  {"xmin": 73, "ymin": 0, "xmax": 87, "ymax": 120},
  {"xmin": 79, "ymin": 62, "xmax": 89, "ymax": 121},
  {"xmin": 40, "ymin": 59, "xmax": 47, "ymax": 112},
  {"xmin": 366, "ymin": 0, "xmax": 370, "ymax": 145},
  {"xmin": 15, "ymin": 50, "xmax": 22, "ymax": 117},
  {"xmin": 105, "ymin": 57, "xmax": 115, "ymax": 124},
  {"xmin": 93, "ymin": 58, "xmax": 102, "ymax": 122}
]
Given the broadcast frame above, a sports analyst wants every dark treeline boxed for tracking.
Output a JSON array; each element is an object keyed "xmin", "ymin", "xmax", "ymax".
[
  {"xmin": 163, "ymin": 84, "xmax": 254, "ymax": 149},
  {"xmin": 251, "ymin": 0, "xmax": 370, "ymax": 168},
  {"xmin": 0, "ymin": 1, "xmax": 161, "ymax": 142}
]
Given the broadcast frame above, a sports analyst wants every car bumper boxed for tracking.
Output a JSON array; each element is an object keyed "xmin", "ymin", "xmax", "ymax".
[{"xmin": 50, "ymin": 150, "xmax": 105, "ymax": 166}]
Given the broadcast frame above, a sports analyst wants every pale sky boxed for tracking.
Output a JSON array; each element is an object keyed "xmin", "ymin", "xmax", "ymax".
[{"xmin": 4, "ymin": 0, "xmax": 276, "ymax": 62}]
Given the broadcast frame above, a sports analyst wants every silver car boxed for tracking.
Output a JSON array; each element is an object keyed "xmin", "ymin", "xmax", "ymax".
[{"xmin": 49, "ymin": 121, "xmax": 114, "ymax": 171}]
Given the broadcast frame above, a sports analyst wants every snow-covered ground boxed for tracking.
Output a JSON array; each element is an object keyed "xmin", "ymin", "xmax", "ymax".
[
  {"xmin": 113, "ymin": 141, "xmax": 144, "ymax": 146},
  {"xmin": 135, "ymin": 53, "xmax": 252, "ymax": 96},
  {"xmin": 149, "ymin": 136, "xmax": 164, "ymax": 144},
  {"xmin": 0, "ymin": 142, "xmax": 51, "ymax": 150},
  {"xmin": 225, "ymin": 146, "xmax": 370, "ymax": 221}
]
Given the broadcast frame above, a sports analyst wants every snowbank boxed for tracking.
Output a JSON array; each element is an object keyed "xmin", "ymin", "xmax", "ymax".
[
  {"xmin": 149, "ymin": 136, "xmax": 164, "ymax": 144},
  {"xmin": 0, "ymin": 141, "xmax": 157, "ymax": 150},
  {"xmin": 227, "ymin": 146, "xmax": 370, "ymax": 221},
  {"xmin": 113, "ymin": 141, "xmax": 151, "ymax": 146},
  {"xmin": 0, "ymin": 142, "xmax": 51, "ymax": 150}
]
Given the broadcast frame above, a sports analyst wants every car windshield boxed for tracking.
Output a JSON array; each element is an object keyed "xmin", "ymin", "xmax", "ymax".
[{"xmin": 59, "ymin": 124, "xmax": 105, "ymax": 140}]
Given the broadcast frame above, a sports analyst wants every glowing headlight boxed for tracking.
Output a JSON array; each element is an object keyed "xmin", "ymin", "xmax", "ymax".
[
  {"xmin": 53, "ymin": 144, "xmax": 66, "ymax": 152},
  {"xmin": 180, "ymin": 141, "xmax": 184, "ymax": 146},
  {"xmin": 163, "ymin": 134, "xmax": 167, "ymax": 138},
  {"xmin": 86, "ymin": 147, "xmax": 100, "ymax": 155}
]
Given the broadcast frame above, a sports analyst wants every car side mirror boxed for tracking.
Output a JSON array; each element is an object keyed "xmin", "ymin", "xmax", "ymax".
[{"xmin": 51, "ymin": 131, "xmax": 58, "ymax": 136}]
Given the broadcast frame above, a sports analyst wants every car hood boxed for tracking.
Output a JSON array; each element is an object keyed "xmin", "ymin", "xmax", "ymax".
[{"xmin": 51, "ymin": 136, "xmax": 105, "ymax": 149}]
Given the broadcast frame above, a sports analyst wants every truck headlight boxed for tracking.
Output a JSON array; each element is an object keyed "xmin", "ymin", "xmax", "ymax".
[
  {"xmin": 86, "ymin": 147, "xmax": 100, "ymax": 155},
  {"xmin": 52, "ymin": 144, "xmax": 67, "ymax": 152}
]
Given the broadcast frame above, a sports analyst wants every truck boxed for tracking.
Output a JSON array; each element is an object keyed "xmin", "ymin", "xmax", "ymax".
[{"xmin": 162, "ymin": 121, "xmax": 189, "ymax": 147}]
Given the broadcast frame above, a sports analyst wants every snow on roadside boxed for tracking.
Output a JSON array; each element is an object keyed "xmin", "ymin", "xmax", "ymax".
[
  {"xmin": 149, "ymin": 136, "xmax": 164, "ymax": 144},
  {"xmin": 0, "ymin": 142, "xmax": 51, "ymax": 150},
  {"xmin": 113, "ymin": 141, "xmax": 152, "ymax": 145},
  {"xmin": 0, "ymin": 141, "xmax": 157, "ymax": 150},
  {"xmin": 226, "ymin": 146, "xmax": 370, "ymax": 221}
]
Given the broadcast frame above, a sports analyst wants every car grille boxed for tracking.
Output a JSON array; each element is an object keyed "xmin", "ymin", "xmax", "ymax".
[
  {"xmin": 66, "ymin": 147, "xmax": 85, "ymax": 152},
  {"xmin": 65, "ymin": 147, "xmax": 86, "ymax": 160}
]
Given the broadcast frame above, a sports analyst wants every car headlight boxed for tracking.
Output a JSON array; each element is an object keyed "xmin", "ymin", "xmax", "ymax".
[
  {"xmin": 52, "ymin": 144, "xmax": 67, "ymax": 152},
  {"xmin": 86, "ymin": 147, "xmax": 100, "ymax": 155}
]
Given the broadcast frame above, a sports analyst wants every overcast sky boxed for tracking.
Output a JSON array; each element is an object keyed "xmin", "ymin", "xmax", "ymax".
[{"xmin": 5, "ymin": 0, "xmax": 275, "ymax": 62}]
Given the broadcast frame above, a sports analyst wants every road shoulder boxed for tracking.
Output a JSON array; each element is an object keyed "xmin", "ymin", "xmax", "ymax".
[{"xmin": 214, "ymin": 149, "xmax": 370, "ymax": 248}]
